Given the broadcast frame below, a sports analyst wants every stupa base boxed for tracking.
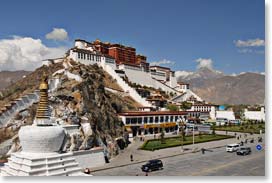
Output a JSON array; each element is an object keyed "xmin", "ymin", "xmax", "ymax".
[{"xmin": 1, "ymin": 152, "xmax": 88, "ymax": 176}]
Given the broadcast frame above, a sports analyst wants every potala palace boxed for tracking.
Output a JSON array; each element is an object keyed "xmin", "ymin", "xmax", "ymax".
[{"xmin": 65, "ymin": 39, "xmax": 202, "ymax": 105}]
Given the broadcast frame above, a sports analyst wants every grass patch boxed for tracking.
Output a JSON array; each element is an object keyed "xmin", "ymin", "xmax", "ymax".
[
  {"xmin": 215, "ymin": 123, "xmax": 265, "ymax": 134},
  {"xmin": 141, "ymin": 134, "xmax": 234, "ymax": 151}
]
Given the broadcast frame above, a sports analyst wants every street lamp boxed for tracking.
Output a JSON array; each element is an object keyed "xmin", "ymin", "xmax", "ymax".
[
  {"xmin": 192, "ymin": 123, "xmax": 195, "ymax": 146},
  {"xmin": 177, "ymin": 117, "xmax": 185, "ymax": 152}
]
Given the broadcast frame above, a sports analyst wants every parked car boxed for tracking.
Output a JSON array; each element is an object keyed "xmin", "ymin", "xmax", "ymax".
[
  {"xmin": 226, "ymin": 144, "xmax": 240, "ymax": 152},
  {"xmin": 236, "ymin": 147, "xmax": 252, "ymax": 156},
  {"xmin": 141, "ymin": 159, "xmax": 163, "ymax": 172}
]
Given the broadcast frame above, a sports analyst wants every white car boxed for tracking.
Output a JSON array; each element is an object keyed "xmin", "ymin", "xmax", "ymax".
[{"xmin": 226, "ymin": 144, "xmax": 240, "ymax": 152}]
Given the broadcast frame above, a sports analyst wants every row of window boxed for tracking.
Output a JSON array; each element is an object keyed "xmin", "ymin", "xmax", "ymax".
[
  {"xmin": 124, "ymin": 65, "xmax": 142, "ymax": 71},
  {"xmin": 77, "ymin": 52, "xmax": 101, "ymax": 62},
  {"xmin": 125, "ymin": 115, "xmax": 185, "ymax": 125},
  {"xmin": 105, "ymin": 58, "xmax": 115, "ymax": 64},
  {"xmin": 150, "ymin": 71, "xmax": 166, "ymax": 77},
  {"xmin": 194, "ymin": 106, "xmax": 211, "ymax": 111}
]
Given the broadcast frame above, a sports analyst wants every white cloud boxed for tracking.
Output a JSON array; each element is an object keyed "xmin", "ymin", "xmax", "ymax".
[
  {"xmin": 238, "ymin": 48, "xmax": 264, "ymax": 54},
  {"xmin": 175, "ymin": 70, "xmax": 194, "ymax": 78},
  {"xmin": 0, "ymin": 36, "xmax": 67, "ymax": 71},
  {"xmin": 45, "ymin": 28, "xmax": 68, "ymax": 41},
  {"xmin": 234, "ymin": 38, "xmax": 265, "ymax": 47},
  {"xmin": 195, "ymin": 58, "xmax": 213, "ymax": 70},
  {"xmin": 150, "ymin": 59, "xmax": 175, "ymax": 66}
]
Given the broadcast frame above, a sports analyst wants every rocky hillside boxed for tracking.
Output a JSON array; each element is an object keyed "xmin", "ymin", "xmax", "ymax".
[
  {"xmin": 0, "ymin": 60, "xmax": 139, "ymax": 157},
  {"xmin": 0, "ymin": 71, "xmax": 31, "ymax": 90},
  {"xmin": 178, "ymin": 69, "xmax": 265, "ymax": 105}
]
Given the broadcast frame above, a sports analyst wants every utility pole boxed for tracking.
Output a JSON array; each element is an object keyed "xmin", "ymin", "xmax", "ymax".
[
  {"xmin": 193, "ymin": 124, "xmax": 195, "ymax": 146},
  {"xmin": 177, "ymin": 117, "xmax": 186, "ymax": 152}
]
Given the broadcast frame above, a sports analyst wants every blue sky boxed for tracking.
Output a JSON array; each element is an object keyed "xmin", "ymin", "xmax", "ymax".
[{"xmin": 0, "ymin": 0, "xmax": 265, "ymax": 74}]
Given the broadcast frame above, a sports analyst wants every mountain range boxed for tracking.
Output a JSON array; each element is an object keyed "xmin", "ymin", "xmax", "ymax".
[
  {"xmin": 0, "ymin": 71, "xmax": 31, "ymax": 90},
  {"xmin": 176, "ymin": 67, "xmax": 265, "ymax": 105}
]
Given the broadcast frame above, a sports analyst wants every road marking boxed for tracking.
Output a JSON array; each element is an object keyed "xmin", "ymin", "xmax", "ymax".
[{"xmin": 190, "ymin": 153, "xmax": 264, "ymax": 176}]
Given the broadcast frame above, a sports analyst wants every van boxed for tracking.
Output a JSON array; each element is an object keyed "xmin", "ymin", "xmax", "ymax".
[{"xmin": 226, "ymin": 144, "xmax": 240, "ymax": 152}]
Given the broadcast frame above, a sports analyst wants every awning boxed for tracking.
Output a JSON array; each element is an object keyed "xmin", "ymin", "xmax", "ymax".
[{"xmin": 125, "ymin": 126, "xmax": 132, "ymax": 132}]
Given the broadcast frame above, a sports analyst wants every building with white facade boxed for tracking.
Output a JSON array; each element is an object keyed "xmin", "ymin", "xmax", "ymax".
[
  {"xmin": 216, "ymin": 110, "xmax": 236, "ymax": 121},
  {"xmin": 118, "ymin": 110, "xmax": 209, "ymax": 137},
  {"xmin": 171, "ymin": 82, "xmax": 203, "ymax": 103},
  {"xmin": 244, "ymin": 107, "xmax": 265, "ymax": 121}
]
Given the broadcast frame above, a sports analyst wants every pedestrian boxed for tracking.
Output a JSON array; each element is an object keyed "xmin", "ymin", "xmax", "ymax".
[
  {"xmin": 84, "ymin": 168, "xmax": 91, "ymax": 174},
  {"xmin": 130, "ymin": 154, "xmax": 134, "ymax": 162},
  {"xmin": 237, "ymin": 136, "xmax": 240, "ymax": 140},
  {"xmin": 234, "ymin": 132, "xmax": 237, "ymax": 137},
  {"xmin": 201, "ymin": 148, "xmax": 205, "ymax": 154},
  {"xmin": 154, "ymin": 134, "xmax": 156, "ymax": 139}
]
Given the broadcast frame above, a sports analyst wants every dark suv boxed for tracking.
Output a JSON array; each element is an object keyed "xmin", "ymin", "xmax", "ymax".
[
  {"xmin": 236, "ymin": 147, "xmax": 251, "ymax": 156},
  {"xmin": 141, "ymin": 159, "xmax": 163, "ymax": 172}
]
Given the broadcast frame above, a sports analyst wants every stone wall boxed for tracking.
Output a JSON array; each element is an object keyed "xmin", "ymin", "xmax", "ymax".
[{"xmin": 72, "ymin": 148, "xmax": 105, "ymax": 169}]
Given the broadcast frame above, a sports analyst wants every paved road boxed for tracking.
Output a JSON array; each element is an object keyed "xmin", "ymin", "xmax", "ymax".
[
  {"xmin": 91, "ymin": 131, "xmax": 264, "ymax": 172},
  {"xmin": 92, "ymin": 142, "xmax": 265, "ymax": 176}
]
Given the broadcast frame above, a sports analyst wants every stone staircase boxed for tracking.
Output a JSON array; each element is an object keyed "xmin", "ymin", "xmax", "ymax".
[
  {"xmin": 0, "ymin": 91, "xmax": 40, "ymax": 128},
  {"xmin": 101, "ymin": 64, "xmax": 152, "ymax": 107}
]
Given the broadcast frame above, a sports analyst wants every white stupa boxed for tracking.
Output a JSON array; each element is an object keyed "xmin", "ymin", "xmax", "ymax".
[{"xmin": 1, "ymin": 75, "xmax": 86, "ymax": 176}]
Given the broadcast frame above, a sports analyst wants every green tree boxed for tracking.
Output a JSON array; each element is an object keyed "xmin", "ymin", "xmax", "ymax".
[
  {"xmin": 160, "ymin": 128, "xmax": 166, "ymax": 144},
  {"xmin": 212, "ymin": 123, "xmax": 216, "ymax": 136},
  {"xmin": 166, "ymin": 104, "xmax": 179, "ymax": 111},
  {"xmin": 180, "ymin": 101, "xmax": 192, "ymax": 110}
]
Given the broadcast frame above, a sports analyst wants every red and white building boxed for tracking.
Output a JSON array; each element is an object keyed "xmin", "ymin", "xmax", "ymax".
[{"xmin": 118, "ymin": 110, "xmax": 209, "ymax": 137}]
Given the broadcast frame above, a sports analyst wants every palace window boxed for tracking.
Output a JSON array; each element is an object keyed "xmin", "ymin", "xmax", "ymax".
[
  {"xmin": 155, "ymin": 116, "xmax": 159, "ymax": 123},
  {"xmin": 170, "ymin": 116, "xmax": 174, "ymax": 122},
  {"xmin": 126, "ymin": 118, "xmax": 131, "ymax": 124},
  {"xmin": 175, "ymin": 116, "xmax": 178, "ymax": 121},
  {"xmin": 149, "ymin": 117, "xmax": 153, "ymax": 123},
  {"xmin": 144, "ymin": 117, "xmax": 148, "ymax": 123},
  {"xmin": 160, "ymin": 116, "xmax": 164, "ymax": 122},
  {"xmin": 137, "ymin": 117, "xmax": 142, "ymax": 124},
  {"xmin": 131, "ymin": 118, "xmax": 137, "ymax": 124}
]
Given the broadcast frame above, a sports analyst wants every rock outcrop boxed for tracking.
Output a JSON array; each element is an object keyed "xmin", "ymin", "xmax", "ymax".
[{"xmin": 0, "ymin": 59, "xmax": 138, "ymax": 158}]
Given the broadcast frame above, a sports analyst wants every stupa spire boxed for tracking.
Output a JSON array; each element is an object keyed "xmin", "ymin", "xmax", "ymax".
[{"xmin": 34, "ymin": 73, "xmax": 51, "ymax": 126}]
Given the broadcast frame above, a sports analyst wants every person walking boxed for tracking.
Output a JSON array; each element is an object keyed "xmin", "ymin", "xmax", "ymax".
[
  {"xmin": 130, "ymin": 154, "xmax": 134, "ymax": 162},
  {"xmin": 84, "ymin": 168, "xmax": 91, "ymax": 174}
]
